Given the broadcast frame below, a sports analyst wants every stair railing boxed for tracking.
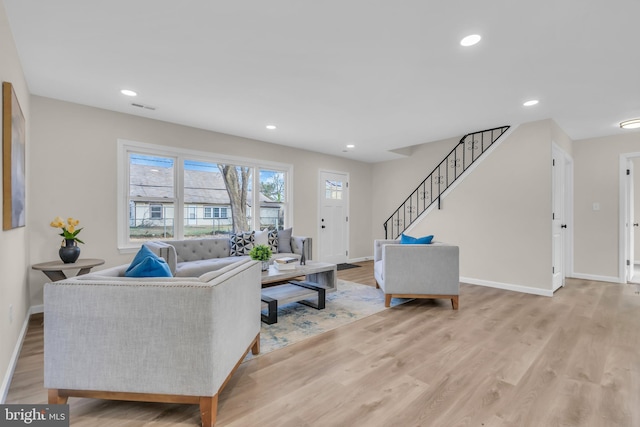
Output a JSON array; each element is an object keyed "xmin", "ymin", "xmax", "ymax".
[{"xmin": 383, "ymin": 125, "xmax": 510, "ymax": 239}]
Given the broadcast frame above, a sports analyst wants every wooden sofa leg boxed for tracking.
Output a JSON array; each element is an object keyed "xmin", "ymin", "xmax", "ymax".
[
  {"xmin": 375, "ymin": 281, "xmax": 380, "ymax": 289},
  {"xmin": 251, "ymin": 334, "xmax": 260, "ymax": 355},
  {"xmin": 200, "ymin": 395, "xmax": 218, "ymax": 427},
  {"xmin": 48, "ymin": 389, "xmax": 68, "ymax": 404},
  {"xmin": 451, "ymin": 296, "xmax": 459, "ymax": 310},
  {"xmin": 384, "ymin": 294, "xmax": 392, "ymax": 308}
]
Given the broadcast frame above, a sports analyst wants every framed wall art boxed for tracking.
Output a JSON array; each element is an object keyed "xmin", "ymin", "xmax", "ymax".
[{"xmin": 3, "ymin": 81, "xmax": 26, "ymax": 230}]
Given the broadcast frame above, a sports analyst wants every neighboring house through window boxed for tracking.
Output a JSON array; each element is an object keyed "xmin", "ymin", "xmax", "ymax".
[{"xmin": 117, "ymin": 139, "xmax": 292, "ymax": 250}]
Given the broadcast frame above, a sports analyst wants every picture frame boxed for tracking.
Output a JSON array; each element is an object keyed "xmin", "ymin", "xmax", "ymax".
[{"xmin": 2, "ymin": 81, "xmax": 26, "ymax": 230}]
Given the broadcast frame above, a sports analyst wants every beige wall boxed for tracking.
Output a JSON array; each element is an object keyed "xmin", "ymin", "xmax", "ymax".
[
  {"xmin": 371, "ymin": 134, "xmax": 459, "ymax": 240},
  {"xmin": 27, "ymin": 96, "xmax": 373, "ymax": 305},
  {"xmin": 0, "ymin": 1, "xmax": 31, "ymax": 401},
  {"xmin": 573, "ymin": 132, "xmax": 640, "ymax": 280},
  {"xmin": 372, "ymin": 120, "xmax": 560, "ymax": 293}
]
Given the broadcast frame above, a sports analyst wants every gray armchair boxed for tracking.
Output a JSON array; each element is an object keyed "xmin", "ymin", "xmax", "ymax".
[{"xmin": 373, "ymin": 239, "xmax": 460, "ymax": 309}]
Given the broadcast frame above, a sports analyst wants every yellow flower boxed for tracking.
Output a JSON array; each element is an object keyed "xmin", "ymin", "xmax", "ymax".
[
  {"xmin": 49, "ymin": 215, "xmax": 85, "ymax": 244},
  {"xmin": 50, "ymin": 216, "xmax": 64, "ymax": 228}
]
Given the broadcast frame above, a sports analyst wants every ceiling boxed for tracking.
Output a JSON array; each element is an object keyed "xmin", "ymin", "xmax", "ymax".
[{"xmin": 4, "ymin": 0, "xmax": 640, "ymax": 163}]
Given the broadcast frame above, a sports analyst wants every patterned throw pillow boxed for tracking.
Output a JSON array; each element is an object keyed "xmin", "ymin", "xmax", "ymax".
[
  {"xmin": 230, "ymin": 231, "xmax": 255, "ymax": 256},
  {"xmin": 267, "ymin": 229, "xmax": 278, "ymax": 253}
]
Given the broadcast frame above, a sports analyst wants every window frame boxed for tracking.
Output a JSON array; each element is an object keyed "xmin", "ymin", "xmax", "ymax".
[{"xmin": 117, "ymin": 139, "xmax": 293, "ymax": 252}]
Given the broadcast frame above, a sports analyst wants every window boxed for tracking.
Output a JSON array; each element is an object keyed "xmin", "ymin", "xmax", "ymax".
[
  {"xmin": 150, "ymin": 205, "xmax": 163, "ymax": 219},
  {"xmin": 260, "ymin": 169, "xmax": 286, "ymax": 230},
  {"xmin": 127, "ymin": 153, "xmax": 175, "ymax": 241},
  {"xmin": 325, "ymin": 179, "xmax": 343, "ymax": 200},
  {"xmin": 214, "ymin": 207, "xmax": 228, "ymax": 218},
  {"xmin": 118, "ymin": 140, "xmax": 292, "ymax": 249}
]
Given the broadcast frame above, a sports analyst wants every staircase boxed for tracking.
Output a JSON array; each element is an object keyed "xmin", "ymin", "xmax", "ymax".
[{"xmin": 384, "ymin": 126, "xmax": 510, "ymax": 239}]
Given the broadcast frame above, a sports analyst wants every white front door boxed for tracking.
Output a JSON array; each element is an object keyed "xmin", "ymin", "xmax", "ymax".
[
  {"xmin": 552, "ymin": 147, "xmax": 566, "ymax": 291},
  {"xmin": 318, "ymin": 171, "xmax": 349, "ymax": 264}
]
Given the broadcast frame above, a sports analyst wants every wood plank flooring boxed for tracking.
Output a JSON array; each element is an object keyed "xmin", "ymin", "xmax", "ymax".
[{"xmin": 6, "ymin": 261, "xmax": 640, "ymax": 426}]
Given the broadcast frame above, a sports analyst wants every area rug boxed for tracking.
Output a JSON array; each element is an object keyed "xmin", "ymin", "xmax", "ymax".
[{"xmin": 245, "ymin": 280, "xmax": 407, "ymax": 361}]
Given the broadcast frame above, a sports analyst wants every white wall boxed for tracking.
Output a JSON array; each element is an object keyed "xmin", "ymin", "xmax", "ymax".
[
  {"xmin": 0, "ymin": 0, "xmax": 31, "ymax": 402},
  {"xmin": 573, "ymin": 132, "xmax": 640, "ymax": 280},
  {"xmin": 373, "ymin": 120, "xmax": 563, "ymax": 294},
  {"xmin": 27, "ymin": 96, "xmax": 373, "ymax": 305}
]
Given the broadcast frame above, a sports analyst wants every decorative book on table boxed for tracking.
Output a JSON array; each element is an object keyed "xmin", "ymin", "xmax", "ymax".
[
  {"xmin": 274, "ymin": 257, "xmax": 297, "ymax": 270},
  {"xmin": 274, "ymin": 261, "xmax": 296, "ymax": 270}
]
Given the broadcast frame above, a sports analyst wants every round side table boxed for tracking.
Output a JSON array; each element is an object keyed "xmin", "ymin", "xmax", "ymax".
[{"xmin": 32, "ymin": 258, "xmax": 105, "ymax": 282}]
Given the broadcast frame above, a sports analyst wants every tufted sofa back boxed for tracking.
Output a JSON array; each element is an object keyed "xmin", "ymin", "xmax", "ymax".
[{"xmin": 167, "ymin": 238, "xmax": 231, "ymax": 262}]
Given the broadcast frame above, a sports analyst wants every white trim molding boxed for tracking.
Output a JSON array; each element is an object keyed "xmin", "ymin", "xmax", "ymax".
[
  {"xmin": 0, "ymin": 305, "xmax": 43, "ymax": 404},
  {"xmin": 461, "ymin": 276, "xmax": 554, "ymax": 297},
  {"xmin": 570, "ymin": 273, "xmax": 621, "ymax": 284}
]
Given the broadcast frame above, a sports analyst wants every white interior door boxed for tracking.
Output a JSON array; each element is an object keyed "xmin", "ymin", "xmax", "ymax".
[
  {"xmin": 552, "ymin": 147, "xmax": 566, "ymax": 291},
  {"xmin": 318, "ymin": 171, "xmax": 349, "ymax": 264},
  {"xmin": 626, "ymin": 161, "xmax": 635, "ymax": 282}
]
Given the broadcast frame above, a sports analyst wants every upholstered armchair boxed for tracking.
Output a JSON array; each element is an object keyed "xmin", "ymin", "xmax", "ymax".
[{"xmin": 373, "ymin": 239, "xmax": 460, "ymax": 309}]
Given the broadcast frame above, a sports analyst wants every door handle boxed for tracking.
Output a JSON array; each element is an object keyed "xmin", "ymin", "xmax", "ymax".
[
  {"xmin": 634, "ymin": 223, "xmax": 639, "ymax": 227},
  {"xmin": 321, "ymin": 225, "xmax": 326, "ymax": 229},
  {"xmin": 561, "ymin": 224, "xmax": 567, "ymax": 229}
]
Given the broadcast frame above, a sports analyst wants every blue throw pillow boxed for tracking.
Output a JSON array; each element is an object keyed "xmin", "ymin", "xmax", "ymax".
[
  {"xmin": 125, "ymin": 245, "xmax": 173, "ymax": 277},
  {"xmin": 400, "ymin": 233, "xmax": 434, "ymax": 245}
]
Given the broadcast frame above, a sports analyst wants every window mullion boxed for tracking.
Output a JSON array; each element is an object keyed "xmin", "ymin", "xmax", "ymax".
[
  {"xmin": 252, "ymin": 167, "xmax": 260, "ymax": 231},
  {"xmin": 175, "ymin": 157, "xmax": 185, "ymax": 240}
]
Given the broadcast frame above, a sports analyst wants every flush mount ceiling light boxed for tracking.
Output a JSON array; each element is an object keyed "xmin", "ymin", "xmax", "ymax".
[
  {"xmin": 120, "ymin": 89, "xmax": 137, "ymax": 97},
  {"xmin": 620, "ymin": 119, "xmax": 640, "ymax": 129},
  {"xmin": 460, "ymin": 34, "xmax": 481, "ymax": 47},
  {"xmin": 523, "ymin": 99, "xmax": 539, "ymax": 107},
  {"xmin": 346, "ymin": 144, "xmax": 355, "ymax": 149},
  {"xmin": 266, "ymin": 124, "xmax": 277, "ymax": 130}
]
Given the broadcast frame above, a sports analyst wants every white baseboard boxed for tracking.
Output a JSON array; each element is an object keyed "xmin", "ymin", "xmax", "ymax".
[
  {"xmin": 0, "ymin": 305, "xmax": 41, "ymax": 404},
  {"xmin": 347, "ymin": 256, "xmax": 373, "ymax": 263},
  {"xmin": 570, "ymin": 272, "xmax": 622, "ymax": 284},
  {"xmin": 461, "ymin": 276, "xmax": 553, "ymax": 297}
]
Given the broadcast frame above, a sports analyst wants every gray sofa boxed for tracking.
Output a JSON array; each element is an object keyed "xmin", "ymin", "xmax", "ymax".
[
  {"xmin": 374, "ymin": 239, "xmax": 460, "ymax": 309},
  {"xmin": 45, "ymin": 258, "xmax": 261, "ymax": 427},
  {"xmin": 143, "ymin": 233, "xmax": 312, "ymax": 277}
]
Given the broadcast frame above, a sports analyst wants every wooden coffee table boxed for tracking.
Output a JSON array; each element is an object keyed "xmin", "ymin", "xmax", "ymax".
[{"xmin": 260, "ymin": 261, "xmax": 337, "ymax": 324}]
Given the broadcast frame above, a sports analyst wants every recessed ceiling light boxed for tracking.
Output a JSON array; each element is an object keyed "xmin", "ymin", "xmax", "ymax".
[
  {"xmin": 523, "ymin": 100, "xmax": 539, "ymax": 107},
  {"xmin": 266, "ymin": 125, "xmax": 277, "ymax": 130},
  {"xmin": 346, "ymin": 144, "xmax": 355, "ymax": 149},
  {"xmin": 460, "ymin": 34, "xmax": 481, "ymax": 47},
  {"xmin": 620, "ymin": 119, "xmax": 640, "ymax": 129},
  {"xmin": 121, "ymin": 89, "xmax": 137, "ymax": 97}
]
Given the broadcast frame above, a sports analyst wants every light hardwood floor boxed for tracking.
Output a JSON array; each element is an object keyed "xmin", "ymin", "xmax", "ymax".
[{"xmin": 7, "ymin": 261, "xmax": 640, "ymax": 426}]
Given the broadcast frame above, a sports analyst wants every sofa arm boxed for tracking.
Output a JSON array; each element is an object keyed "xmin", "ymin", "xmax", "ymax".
[
  {"xmin": 291, "ymin": 236, "xmax": 312, "ymax": 260},
  {"xmin": 144, "ymin": 241, "xmax": 178, "ymax": 275},
  {"xmin": 374, "ymin": 239, "xmax": 400, "ymax": 262}
]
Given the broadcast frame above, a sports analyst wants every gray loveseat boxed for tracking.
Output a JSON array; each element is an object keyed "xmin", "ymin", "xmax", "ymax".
[{"xmin": 45, "ymin": 258, "xmax": 261, "ymax": 427}]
